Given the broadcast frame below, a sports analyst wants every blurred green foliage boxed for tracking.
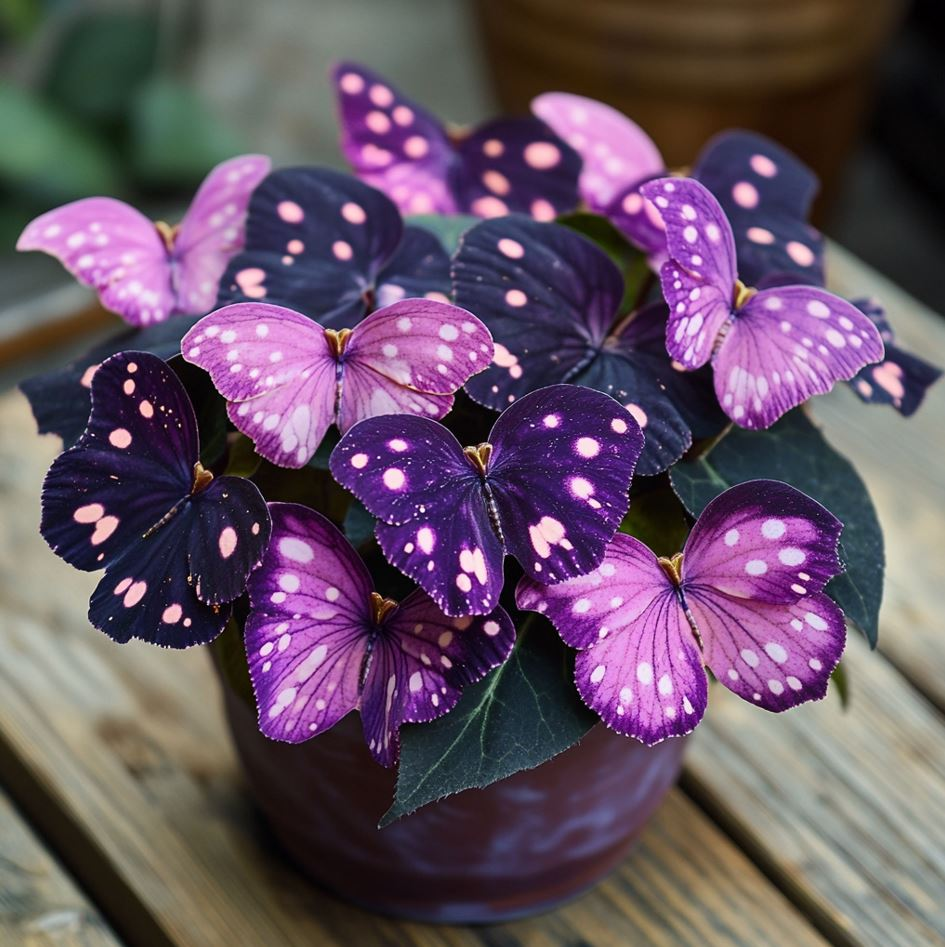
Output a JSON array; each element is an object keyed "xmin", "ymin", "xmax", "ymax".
[{"xmin": 1, "ymin": 6, "xmax": 247, "ymax": 247}]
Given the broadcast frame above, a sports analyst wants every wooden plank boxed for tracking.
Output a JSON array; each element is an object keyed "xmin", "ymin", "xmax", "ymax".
[
  {"xmin": 821, "ymin": 244, "xmax": 945, "ymax": 709},
  {"xmin": 0, "ymin": 393, "xmax": 824, "ymax": 946},
  {"xmin": 0, "ymin": 787, "xmax": 122, "ymax": 947},
  {"xmin": 675, "ymin": 245, "xmax": 945, "ymax": 947}
]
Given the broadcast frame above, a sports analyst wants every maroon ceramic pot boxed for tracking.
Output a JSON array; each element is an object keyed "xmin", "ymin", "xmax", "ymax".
[{"xmin": 221, "ymin": 680, "xmax": 686, "ymax": 922}]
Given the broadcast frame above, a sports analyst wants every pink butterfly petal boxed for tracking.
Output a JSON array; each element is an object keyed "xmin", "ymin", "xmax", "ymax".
[
  {"xmin": 17, "ymin": 197, "xmax": 174, "ymax": 327},
  {"xmin": 516, "ymin": 533, "xmax": 708, "ymax": 745},
  {"xmin": 715, "ymin": 286, "xmax": 885, "ymax": 428},
  {"xmin": 688, "ymin": 590, "xmax": 845, "ymax": 711},
  {"xmin": 641, "ymin": 177, "xmax": 738, "ymax": 370},
  {"xmin": 332, "ymin": 61, "xmax": 456, "ymax": 215},
  {"xmin": 344, "ymin": 298, "xmax": 493, "ymax": 396},
  {"xmin": 531, "ymin": 92, "xmax": 664, "ymax": 210},
  {"xmin": 174, "ymin": 154, "xmax": 271, "ymax": 313},
  {"xmin": 244, "ymin": 504, "xmax": 372, "ymax": 743},
  {"xmin": 183, "ymin": 303, "xmax": 336, "ymax": 467},
  {"xmin": 682, "ymin": 480, "xmax": 843, "ymax": 603},
  {"xmin": 604, "ymin": 177, "xmax": 668, "ymax": 258}
]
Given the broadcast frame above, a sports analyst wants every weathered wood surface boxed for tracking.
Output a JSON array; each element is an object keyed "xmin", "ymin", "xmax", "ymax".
[
  {"xmin": 0, "ymin": 395, "xmax": 823, "ymax": 945},
  {"xmin": 0, "ymin": 245, "xmax": 942, "ymax": 946},
  {"xmin": 0, "ymin": 788, "xmax": 122, "ymax": 947}
]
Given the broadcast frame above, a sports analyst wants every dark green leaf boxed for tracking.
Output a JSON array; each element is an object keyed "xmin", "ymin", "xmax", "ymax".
[
  {"xmin": 306, "ymin": 428, "xmax": 340, "ymax": 470},
  {"xmin": 0, "ymin": 80, "xmax": 120, "ymax": 199},
  {"xmin": 168, "ymin": 356, "xmax": 227, "ymax": 468},
  {"xmin": 382, "ymin": 617, "xmax": 596, "ymax": 826},
  {"xmin": 131, "ymin": 78, "xmax": 245, "ymax": 187},
  {"xmin": 343, "ymin": 498, "xmax": 376, "ymax": 548},
  {"xmin": 405, "ymin": 214, "xmax": 479, "ymax": 254},
  {"xmin": 44, "ymin": 11, "xmax": 159, "ymax": 125},
  {"xmin": 669, "ymin": 410, "xmax": 884, "ymax": 646}
]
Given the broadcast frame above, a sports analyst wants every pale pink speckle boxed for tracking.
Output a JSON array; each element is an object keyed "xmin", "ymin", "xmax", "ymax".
[
  {"xmin": 482, "ymin": 170, "xmax": 511, "ymax": 196},
  {"xmin": 109, "ymin": 428, "xmax": 132, "ymax": 449},
  {"xmin": 333, "ymin": 240, "xmax": 354, "ymax": 261},
  {"xmin": 747, "ymin": 226, "xmax": 775, "ymax": 245},
  {"xmin": 139, "ymin": 400, "xmax": 154, "ymax": 419},
  {"xmin": 732, "ymin": 182, "xmax": 759, "ymax": 209},
  {"xmin": 287, "ymin": 239, "xmax": 304, "ymax": 254},
  {"xmin": 750, "ymin": 154, "xmax": 778, "ymax": 177},
  {"xmin": 366, "ymin": 111, "xmax": 391, "ymax": 135},
  {"xmin": 505, "ymin": 289, "xmax": 527, "ymax": 307},
  {"xmin": 218, "ymin": 526, "xmax": 238, "ymax": 559},
  {"xmin": 80, "ymin": 364, "xmax": 100, "ymax": 389},
  {"xmin": 530, "ymin": 199, "xmax": 556, "ymax": 221},
  {"xmin": 483, "ymin": 139, "xmax": 504, "ymax": 157},
  {"xmin": 404, "ymin": 135, "xmax": 429, "ymax": 159},
  {"xmin": 277, "ymin": 201, "xmax": 304, "ymax": 223},
  {"xmin": 91, "ymin": 515, "xmax": 119, "ymax": 545},
  {"xmin": 498, "ymin": 238, "xmax": 524, "ymax": 259},
  {"xmin": 123, "ymin": 581, "xmax": 147, "ymax": 608},
  {"xmin": 339, "ymin": 72, "xmax": 364, "ymax": 94},
  {"xmin": 524, "ymin": 142, "xmax": 561, "ymax": 170},
  {"xmin": 74, "ymin": 503, "xmax": 105, "ymax": 524},
  {"xmin": 471, "ymin": 196, "xmax": 508, "ymax": 218},
  {"xmin": 162, "ymin": 604, "xmax": 183, "ymax": 624},
  {"xmin": 123, "ymin": 379, "xmax": 135, "ymax": 395},
  {"xmin": 341, "ymin": 202, "xmax": 366, "ymax": 224},
  {"xmin": 786, "ymin": 241, "xmax": 815, "ymax": 266},
  {"xmin": 369, "ymin": 83, "xmax": 394, "ymax": 107}
]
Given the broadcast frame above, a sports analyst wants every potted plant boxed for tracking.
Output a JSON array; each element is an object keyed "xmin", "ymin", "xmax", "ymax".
[{"xmin": 18, "ymin": 62, "xmax": 940, "ymax": 923}]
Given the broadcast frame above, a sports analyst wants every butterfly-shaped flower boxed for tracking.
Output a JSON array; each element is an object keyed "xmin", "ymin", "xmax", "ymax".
[
  {"xmin": 533, "ymin": 95, "xmax": 824, "ymax": 283},
  {"xmin": 41, "ymin": 351, "xmax": 271, "ymax": 648},
  {"xmin": 245, "ymin": 502, "xmax": 516, "ymax": 765},
  {"xmin": 452, "ymin": 217, "xmax": 726, "ymax": 474},
  {"xmin": 330, "ymin": 384, "xmax": 643, "ymax": 616},
  {"xmin": 216, "ymin": 167, "xmax": 451, "ymax": 330},
  {"xmin": 639, "ymin": 177, "xmax": 884, "ymax": 429},
  {"xmin": 333, "ymin": 61, "xmax": 581, "ymax": 220},
  {"xmin": 18, "ymin": 155, "xmax": 271, "ymax": 326},
  {"xmin": 183, "ymin": 299, "xmax": 492, "ymax": 468},
  {"xmin": 846, "ymin": 297, "xmax": 942, "ymax": 416},
  {"xmin": 517, "ymin": 480, "xmax": 846, "ymax": 745}
]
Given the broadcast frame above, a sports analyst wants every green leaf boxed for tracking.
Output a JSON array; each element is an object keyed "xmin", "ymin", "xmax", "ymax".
[
  {"xmin": 44, "ymin": 11, "xmax": 159, "ymax": 125},
  {"xmin": 557, "ymin": 211, "xmax": 651, "ymax": 311},
  {"xmin": 405, "ymin": 214, "xmax": 479, "ymax": 254},
  {"xmin": 131, "ymin": 78, "xmax": 245, "ymax": 187},
  {"xmin": 0, "ymin": 80, "xmax": 120, "ymax": 199},
  {"xmin": 382, "ymin": 617, "xmax": 596, "ymax": 826},
  {"xmin": 669, "ymin": 410, "xmax": 884, "ymax": 646},
  {"xmin": 343, "ymin": 498, "xmax": 376, "ymax": 547}
]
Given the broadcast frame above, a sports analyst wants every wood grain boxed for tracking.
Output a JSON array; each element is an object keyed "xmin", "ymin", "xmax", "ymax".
[
  {"xmin": 0, "ymin": 788, "xmax": 121, "ymax": 947},
  {"xmin": 821, "ymin": 245, "xmax": 945, "ymax": 708},
  {"xmin": 676, "ymin": 245, "xmax": 945, "ymax": 947},
  {"xmin": 0, "ymin": 393, "xmax": 823, "ymax": 947}
]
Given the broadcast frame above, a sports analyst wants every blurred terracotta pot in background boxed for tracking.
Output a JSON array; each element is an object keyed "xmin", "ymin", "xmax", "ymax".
[{"xmin": 475, "ymin": 0, "xmax": 905, "ymax": 214}]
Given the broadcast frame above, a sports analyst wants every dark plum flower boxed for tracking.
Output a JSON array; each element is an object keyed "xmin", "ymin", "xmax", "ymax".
[{"xmin": 217, "ymin": 167, "xmax": 452, "ymax": 329}]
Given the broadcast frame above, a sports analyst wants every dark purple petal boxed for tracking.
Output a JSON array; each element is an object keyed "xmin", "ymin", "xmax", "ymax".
[
  {"xmin": 41, "ymin": 351, "xmax": 270, "ymax": 647},
  {"xmin": 693, "ymin": 130, "xmax": 824, "ymax": 286},
  {"xmin": 846, "ymin": 297, "xmax": 942, "ymax": 415},
  {"xmin": 374, "ymin": 225, "xmax": 451, "ymax": 308},
  {"xmin": 216, "ymin": 167, "xmax": 406, "ymax": 328},
  {"xmin": 488, "ymin": 385, "xmax": 643, "ymax": 584},
  {"xmin": 682, "ymin": 480, "xmax": 843, "ymax": 604},
  {"xmin": 332, "ymin": 61, "xmax": 456, "ymax": 215},
  {"xmin": 41, "ymin": 351, "xmax": 197, "ymax": 570},
  {"xmin": 454, "ymin": 217, "xmax": 623, "ymax": 411},
  {"xmin": 604, "ymin": 176, "xmax": 669, "ymax": 258},
  {"xmin": 451, "ymin": 117, "xmax": 581, "ymax": 219}
]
